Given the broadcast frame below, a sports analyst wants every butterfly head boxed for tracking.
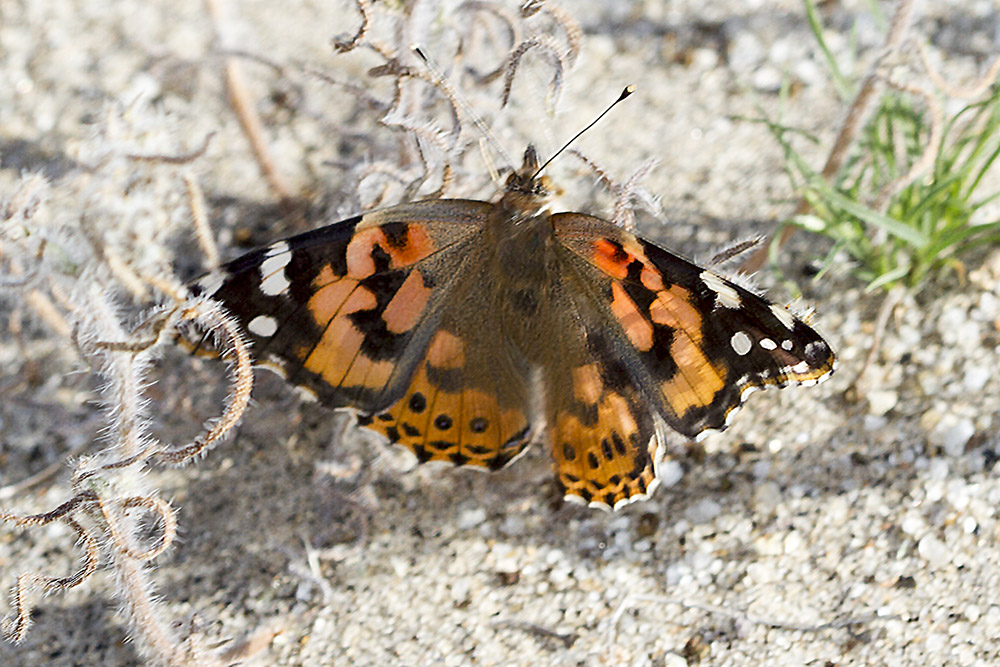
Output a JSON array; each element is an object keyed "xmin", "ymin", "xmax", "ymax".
[{"xmin": 502, "ymin": 145, "xmax": 557, "ymax": 216}]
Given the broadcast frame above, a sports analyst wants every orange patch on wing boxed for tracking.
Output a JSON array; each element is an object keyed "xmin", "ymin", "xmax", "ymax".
[
  {"xmin": 592, "ymin": 239, "xmax": 631, "ymax": 279},
  {"xmin": 649, "ymin": 285, "xmax": 702, "ymax": 334},
  {"xmin": 640, "ymin": 264, "xmax": 664, "ymax": 291},
  {"xmin": 552, "ymin": 389, "xmax": 651, "ymax": 508},
  {"xmin": 340, "ymin": 356, "xmax": 395, "ymax": 394},
  {"xmin": 304, "ymin": 315, "xmax": 365, "ymax": 386},
  {"xmin": 384, "ymin": 224, "xmax": 434, "ymax": 266},
  {"xmin": 660, "ymin": 334, "xmax": 727, "ymax": 415},
  {"xmin": 345, "ymin": 225, "xmax": 436, "ymax": 279},
  {"xmin": 366, "ymin": 365, "xmax": 531, "ymax": 469},
  {"xmin": 426, "ymin": 329, "xmax": 465, "ymax": 369},
  {"xmin": 311, "ymin": 263, "xmax": 340, "ymax": 289},
  {"xmin": 610, "ymin": 283, "xmax": 654, "ymax": 351},
  {"xmin": 572, "ymin": 364, "xmax": 603, "ymax": 405},
  {"xmin": 307, "ymin": 278, "xmax": 359, "ymax": 326},
  {"xmin": 381, "ymin": 270, "xmax": 432, "ymax": 334},
  {"xmin": 345, "ymin": 228, "xmax": 382, "ymax": 278}
]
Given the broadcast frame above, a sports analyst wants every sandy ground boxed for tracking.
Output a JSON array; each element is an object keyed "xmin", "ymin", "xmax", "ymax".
[{"xmin": 2, "ymin": 0, "xmax": 1000, "ymax": 665}]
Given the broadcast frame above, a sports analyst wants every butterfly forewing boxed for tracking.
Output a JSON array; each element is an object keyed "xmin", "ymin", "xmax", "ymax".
[
  {"xmin": 552, "ymin": 212, "xmax": 835, "ymax": 439},
  {"xmin": 189, "ymin": 200, "xmax": 491, "ymax": 413}
]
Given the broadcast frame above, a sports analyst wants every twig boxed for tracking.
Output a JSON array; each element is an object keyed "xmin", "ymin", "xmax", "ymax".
[
  {"xmin": 606, "ymin": 592, "xmax": 880, "ymax": 651},
  {"xmin": 848, "ymin": 284, "xmax": 904, "ymax": 397},
  {"xmin": 872, "ymin": 76, "xmax": 943, "ymax": 212},
  {"xmin": 204, "ymin": 0, "xmax": 301, "ymax": 220},
  {"xmin": 184, "ymin": 172, "xmax": 219, "ymax": 270}
]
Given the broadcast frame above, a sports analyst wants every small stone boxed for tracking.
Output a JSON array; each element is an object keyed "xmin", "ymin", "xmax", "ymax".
[
  {"xmin": 964, "ymin": 365, "xmax": 990, "ymax": 392},
  {"xmin": 659, "ymin": 459, "xmax": 684, "ymax": 487},
  {"xmin": 934, "ymin": 416, "xmax": 976, "ymax": 457},
  {"xmin": 783, "ymin": 530, "xmax": 805, "ymax": 555},
  {"xmin": 728, "ymin": 32, "xmax": 764, "ymax": 72},
  {"xmin": 867, "ymin": 389, "xmax": 898, "ymax": 416},
  {"xmin": 664, "ymin": 653, "xmax": 688, "ymax": 667},
  {"xmin": 751, "ymin": 66, "xmax": 782, "ymax": 93},
  {"xmin": 686, "ymin": 498, "xmax": 722, "ymax": 523},
  {"xmin": 457, "ymin": 507, "xmax": 487, "ymax": 530},
  {"xmin": 917, "ymin": 534, "xmax": 951, "ymax": 569}
]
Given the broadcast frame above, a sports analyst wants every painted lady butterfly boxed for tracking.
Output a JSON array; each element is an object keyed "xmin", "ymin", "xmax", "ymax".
[{"xmin": 186, "ymin": 146, "xmax": 835, "ymax": 511}]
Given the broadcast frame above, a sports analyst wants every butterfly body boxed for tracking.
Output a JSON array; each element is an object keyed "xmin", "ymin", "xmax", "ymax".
[{"xmin": 188, "ymin": 147, "xmax": 835, "ymax": 510}]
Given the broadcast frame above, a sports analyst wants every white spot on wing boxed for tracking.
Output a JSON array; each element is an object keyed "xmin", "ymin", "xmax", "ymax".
[
  {"xmin": 248, "ymin": 315, "xmax": 278, "ymax": 337},
  {"xmin": 791, "ymin": 361, "xmax": 810, "ymax": 374},
  {"xmin": 759, "ymin": 338, "xmax": 777, "ymax": 350},
  {"xmin": 700, "ymin": 271, "xmax": 742, "ymax": 309},
  {"xmin": 196, "ymin": 272, "xmax": 224, "ymax": 298},
  {"xmin": 730, "ymin": 331, "xmax": 753, "ymax": 356},
  {"xmin": 260, "ymin": 241, "xmax": 292, "ymax": 296},
  {"xmin": 781, "ymin": 339, "xmax": 794, "ymax": 351},
  {"xmin": 770, "ymin": 303, "xmax": 796, "ymax": 329}
]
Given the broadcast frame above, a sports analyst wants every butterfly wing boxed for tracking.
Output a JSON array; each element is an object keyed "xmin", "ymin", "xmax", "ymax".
[
  {"xmin": 190, "ymin": 200, "xmax": 491, "ymax": 410},
  {"xmin": 188, "ymin": 199, "xmax": 537, "ymax": 469},
  {"xmin": 545, "ymin": 213, "xmax": 834, "ymax": 508},
  {"xmin": 358, "ymin": 272, "xmax": 537, "ymax": 470},
  {"xmin": 553, "ymin": 212, "xmax": 835, "ymax": 437},
  {"xmin": 540, "ymin": 294, "xmax": 672, "ymax": 510}
]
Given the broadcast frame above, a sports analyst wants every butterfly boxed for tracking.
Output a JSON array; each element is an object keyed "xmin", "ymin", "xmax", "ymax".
[{"xmin": 185, "ymin": 145, "xmax": 835, "ymax": 511}]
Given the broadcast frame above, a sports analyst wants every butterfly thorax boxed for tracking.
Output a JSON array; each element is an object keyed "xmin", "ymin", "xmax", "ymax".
[{"xmin": 484, "ymin": 151, "xmax": 570, "ymax": 363}]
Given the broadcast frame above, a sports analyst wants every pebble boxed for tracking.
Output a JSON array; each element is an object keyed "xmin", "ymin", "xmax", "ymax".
[
  {"xmin": 917, "ymin": 534, "xmax": 952, "ymax": 569},
  {"xmin": 933, "ymin": 416, "xmax": 976, "ymax": 457},
  {"xmin": 963, "ymin": 365, "xmax": 990, "ymax": 392},
  {"xmin": 686, "ymin": 498, "xmax": 723, "ymax": 523},
  {"xmin": 664, "ymin": 653, "xmax": 688, "ymax": 667},
  {"xmin": 457, "ymin": 507, "xmax": 487, "ymax": 530},
  {"xmin": 868, "ymin": 389, "xmax": 898, "ymax": 416},
  {"xmin": 659, "ymin": 459, "xmax": 684, "ymax": 487}
]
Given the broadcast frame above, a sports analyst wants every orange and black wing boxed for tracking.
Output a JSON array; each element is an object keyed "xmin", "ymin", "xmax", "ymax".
[
  {"xmin": 186, "ymin": 200, "xmax": 537, "ymax": 469},
  {"xmin": 547, "ymin": 213, "xmax": 834, "ymax": 507}
]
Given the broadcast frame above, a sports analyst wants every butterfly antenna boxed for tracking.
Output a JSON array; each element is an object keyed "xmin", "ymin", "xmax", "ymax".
[
  {"xmin": 532, "ymin": 85, "xmax": 635, "ymax": 180},
  {"xmin": 411, "ymin": 45, "xmax": 517, "ymax": 173}
]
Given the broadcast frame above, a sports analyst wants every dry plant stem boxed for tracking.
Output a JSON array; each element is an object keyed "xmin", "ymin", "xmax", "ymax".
[
  {"xmin": 125, "ymin": 131, "xmax": 214, "ymax": 164},
  {"xmin": 872, "ymin": 77, "xmax": 943, "ymax": 211},
  {"xmin": 742, "ymin": 0, "xmax": 916, "ymax": 272},
  {"xmin": 1, "ymin": 518, "xmax": 99, "ymax": 641},
  {"xmin": 492, "ymin": 619, "xmax": 577, "ymax": 648},
  {"xmin": 537, "ymin": 1, "xmax": 582, "ymax": 65},
  {"xmin": 333, "ymin": 0, "xmax": 373, "ymax": 53},
  {"xmin": 606, "ymin": 593, "xmax": 879, "ymax": 650},
  {"xmin": 302, "ymin": 65, "xmax": 388, "ymax": 113},
  {"xmin": 919, "ymin": 42, "xmax": 1000, "ymax": 100},
  {"xmin": 849, "ymin": 284, "xmax": 904, "ymax": 396},
  {"xmin": 23, "ymin": 288, "xmax": 72, "ymax": 338},
  {"xmin": 156, "ymin": 299, "xmax": 253, "ymax": 464},
  {"xmin": 1, "ymin": 496, "xmax": 99, "ymax": 641},
  {"xmin": 411, "ymin": 45, "xmax": 515, "ymax": 170},
  {"xmin": 184, "ymin": 172, "xmax": 219, "ymax": 269},
  {"xmin": 204, "ymin": 0, "xmax": 300, "ymax": 220},
  {"xmin": 569, "ymin": 150, "xmax": 661, "ymax": 232},
  {"xmin": 77, "ymin": 214, "xmax": 151, "ymax": 301},
  {"xmin": 99, "ymin": 496, "xmax": 178, "ymax": 561},
  {"xmin": 458, "ymin": 1, "xmax": 521, "ymax": 50},
  {"xmin": 83, "ymin": 292, "xmax": 193, "ymax": 664},
  {"xmin": 492, "ymin": 35, "xmax": 567, "ymax": 106}
]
